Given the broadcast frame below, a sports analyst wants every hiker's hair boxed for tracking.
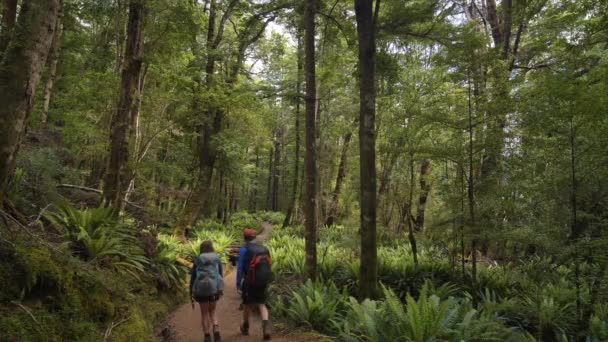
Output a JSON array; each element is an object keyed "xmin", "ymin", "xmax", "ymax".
[
  {"xmin": 244, "ymin": 235, "xmax": 255, "ymax": 242},
  {"xmin": 200, "ymin": 240, "xmax": 215, "ymax": 253}
]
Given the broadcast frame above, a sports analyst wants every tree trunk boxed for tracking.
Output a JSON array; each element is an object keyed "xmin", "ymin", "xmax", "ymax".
[
  {"xmin": 42, "ymin": 9, "xmax": 64, "ymax": 124},
  {"xmin": 467, "ymin": 70, "xmax": 478, "ymax": 288},
  {"xmin": 266, "ymin": 146, "xmax": 274, "ymax": 210},
  {"xmin": 0, "ymin": 0, "xmax": 17, "ymax": 55},
  {"xmin": 354, "ymin": 0, "xmax": 378, "ymax": 300},
  {"xmin": 407, "ymin": 157, "xmax": 418, "ymax": 267},
  {"xmin": 325, "ymin": 131, "xmax": 352, "ymax": 227},
  {"xmin": 304, "ymin": 0, "xmax": 318, "ymax": 281},
  {"xmin": 569, "ymin": 115, "xmax": 582, "ymax": 325},
  {"xmin": 216, "ymin": 171, "xmax": 226, "ymax": 221},
  {"xmin": 103, "ymin": 0, "xmax": 145, "ymax": 210},
  {"xmin": 272, "ymin": 132, "xmax": 281, "ymax": 211},
  {"xmin": 250, "ymin": 148, "xmax": 260, "ymax": 211},
  {"xmin": 173, "ymin": 0, "xmax": 239, "ymax": 238},
  {"xmin": 282, "ymin": 40, "xmax": 301, "ymax": 225},
  {"xmin": 0, "ymin": 0, "xmax": 61, "ymax": 203},
  {"xmin": 122, "ymin": 62, "xmax": 148, "ymax": 205},
  {"xmin": 414, "ymin": 159, "xmax": 431, "ymax": 232}
]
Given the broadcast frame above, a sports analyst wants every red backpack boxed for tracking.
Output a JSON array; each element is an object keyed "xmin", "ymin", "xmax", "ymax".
[{"xmin": 245, "ymin": 243, "xmax": 274, "ymax": 287}]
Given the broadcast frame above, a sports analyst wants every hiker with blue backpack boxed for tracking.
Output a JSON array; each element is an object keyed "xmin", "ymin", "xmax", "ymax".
[
  {"xmin": 190, "ymin": 240, "xmax": 224, "ymax": 342},
  {"xmin": 237, "ymin": 228, "xmax": 274, "ymax": 340}
]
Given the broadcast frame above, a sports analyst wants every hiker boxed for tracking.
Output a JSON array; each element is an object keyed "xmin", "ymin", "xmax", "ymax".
[
  {"xmin": 237, "ymin": 228, "xmax": 274, "ymax": 340},
  {"xmin": 190, "ymin": 240, "xmax": 224, "ymax": 342}
]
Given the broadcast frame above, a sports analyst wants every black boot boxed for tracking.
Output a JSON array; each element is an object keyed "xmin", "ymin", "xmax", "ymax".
[
  {"xmin": 240, "ymin": 321, "xmax": 249, "ymax": 336},
  {"xmin": 213, "ymin": 325, "xmax": 221, "ymax": 341},
  {"xmin": 262, "ymin": 320, "xmax": 271, "ymax": 340},
  {"xmin": 203, "ymin": 334, "xmax": 211, "ymax": 342}
]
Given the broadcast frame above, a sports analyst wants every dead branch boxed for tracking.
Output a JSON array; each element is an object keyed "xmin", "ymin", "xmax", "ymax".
[{"xmin": 11, "ymin": 301, "xmax": 39, "ymax": 325}]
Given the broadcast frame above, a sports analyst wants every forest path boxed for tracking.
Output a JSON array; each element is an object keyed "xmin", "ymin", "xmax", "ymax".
[{"xmin": 158, "ymin": 223, "xmax": 322, "ymax": 342}]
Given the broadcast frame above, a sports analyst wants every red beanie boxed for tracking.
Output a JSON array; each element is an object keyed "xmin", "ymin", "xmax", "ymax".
[{"xmin": 244, "ymin": 228, "xmax": 256, "ymax": 238}]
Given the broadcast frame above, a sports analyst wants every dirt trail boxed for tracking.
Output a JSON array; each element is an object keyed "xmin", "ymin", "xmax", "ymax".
[{"xmin": 159, "ymin": 223, "xmax": 320, "ymax": 342}]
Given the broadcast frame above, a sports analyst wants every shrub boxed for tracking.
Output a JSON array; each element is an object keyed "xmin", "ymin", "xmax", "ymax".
[
  {"xmin": 257, "ymin": 211, "xmax": 286, "ymax": 225},
  {"xmin": 229, "ymin": 212, "xmax": 260, "ymax": 232}
]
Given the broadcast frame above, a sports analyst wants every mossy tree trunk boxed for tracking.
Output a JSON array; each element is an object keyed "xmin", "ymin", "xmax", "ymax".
[
  {"xmin": 304, "ymin": 0, "xmax": 318, "ymax": 281},
  {"xmin": 354, "ymin": 0, "xmax": 379, "ymax": 300},
  {"xmin": 0, "ymin": 0, "xmax": 61, "ymax": 203},
  {"xmin": 42, "ymin": 7, "xmax": 64, "ymax": 124},
  {"xmin": 103, "ymin": 0, "xmax": 145, "ymax": 210}
]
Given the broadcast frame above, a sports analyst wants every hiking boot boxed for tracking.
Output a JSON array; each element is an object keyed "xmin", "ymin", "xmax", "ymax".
[
  {"xmin": 262, "ymin": 320, "xmax": 271, "ymax": 340},
  {"xmin": 240, "ymin": 321, "xmax": 249, "ymax": 336},
  {"xmin": 203, "ymin": 334, "xmax": 212, "ymax": 342},
  {"xmin": 213, "ymin": 325, "xmax": 221, "ymax": 341}
]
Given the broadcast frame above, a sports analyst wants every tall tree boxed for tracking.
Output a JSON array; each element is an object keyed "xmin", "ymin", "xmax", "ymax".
[
  {"xmin": 103, "ymin": 0, "xmax": 145, "ymax": 209},
  {"xmin": 0, "ymin": 0, "xmax": 62, "ymax": 203},
  {"xmin": 304, "ymin": 0, "xmax": 317, "ymax": 280},
  {"xmin": 272, "ymin": 131, "xmax": 282, "ymax": 211},
  {"xmin": 414, "ymin": 159, "xmax": 431, "ymax": 232},
  {"xmin": 42, "ymin": 7, "xmax": 64, "ymax": 124},
  {"xmin": 283, "ymin": 30, "xmax": 303, "ymax": 228},
  {"xmin": 354, "ymin": 0, "xmax": 378, "ymax": 299},
  {"xmin": 325, "ymin": 131, "xmax": 352, "ymax": 227}
]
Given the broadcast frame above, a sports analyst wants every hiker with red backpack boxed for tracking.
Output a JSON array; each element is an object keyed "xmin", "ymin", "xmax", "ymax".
[
  {"xmin": 190, "ymin": 240, "xmax": 224, "ymax": 342},
  {"xmin": 236, "ymin": 228, "xmax": 274, "ymax": 340}
]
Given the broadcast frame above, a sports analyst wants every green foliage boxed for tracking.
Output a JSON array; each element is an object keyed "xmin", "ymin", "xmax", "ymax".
[
  {"xmin": 256, "ymin": 211, "xmax": 286, "ymax": 225},
  {"xmin": 0, "ymin": 224, "xmax": 183, "ymax": 341},
  {"xmin": 45, "ymin": 204, "xmax": 148, "ymax": 278},
  {"xmin": 297, "ymin": 283, "xmax": 518, "ymax": 342},
  {"xmin": 152, "ymin": 243, "xmax": 188, "ymax": 290},
  {"xmin": 273, "ymin": 280, "xmax": 346, "ymax": 334}
]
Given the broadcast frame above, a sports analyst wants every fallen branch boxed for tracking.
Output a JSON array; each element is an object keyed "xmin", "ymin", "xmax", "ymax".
[
  {"xmin": 56, "ymin": 184, "xmax": 102, "ymax": 194},
  {"xmin": 31, "ymin": 204, "xmax": 51, "ymax": 226},
  {"xmin": 11, "ymin": 301, "xmax": 39, "ymax": 325},
  {"xmin": 56, "ymin": 184, "xmax": 144, "ymax": 209},
  {"xmin": 104, "ymin": 315, "xmax": 131, "ymax": 341}
]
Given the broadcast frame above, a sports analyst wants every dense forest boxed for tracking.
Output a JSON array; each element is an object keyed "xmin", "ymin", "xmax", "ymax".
[{"xmin": 1, "ymin": 0, "xmax": 607, "ymax": 340}]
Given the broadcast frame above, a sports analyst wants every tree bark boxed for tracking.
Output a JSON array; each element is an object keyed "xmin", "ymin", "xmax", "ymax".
[
  {"xmin": 0, "ymin": 0, "xmax": 61, "ymax": 203},
  {"xmin": 304, "ymin": 0, "xmax": 318, "ymax": 281},
  {"xmin": 325, "ymin": 131, "xmax": 352, "ymax": 227},
  {"xmin": 354, "ymin": 0, "xmax": 378, "ymax": 300},
  {"xmin": 42, "ymin": 8, "xmax": 64, "ymax": 124},
  {"xmin": 103, "ymin": 0, "xmax": 145, "ymax": 210},
  {"xmin": 414, "ymin": 159, "xmax": 431, "ymax": 232},
  {"xmin": 0, "ymin": 0, "xmax": 17, "ymax": 56}
]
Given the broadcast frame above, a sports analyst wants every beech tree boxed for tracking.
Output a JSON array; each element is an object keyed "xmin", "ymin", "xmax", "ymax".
[
  {"xmin": 0, "ymin": 0, "xmax": 62, "ymax": 203},
  {"xmin": 103, "ymin": 0, "xmax": 145, "ymax": 210}
]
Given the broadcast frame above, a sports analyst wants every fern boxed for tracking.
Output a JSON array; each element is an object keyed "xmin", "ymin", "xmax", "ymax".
[{"xmin": 45, "ymin": 203, "xmax": 148, "ymax": 278}]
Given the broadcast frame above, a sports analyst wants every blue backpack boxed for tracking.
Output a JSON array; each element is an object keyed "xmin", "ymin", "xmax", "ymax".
[{"xmin": 193, "ymin": 253, "xmax": 222, "ymax": 300}]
